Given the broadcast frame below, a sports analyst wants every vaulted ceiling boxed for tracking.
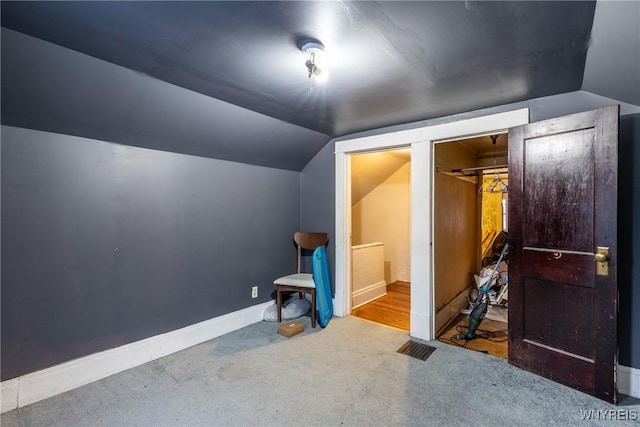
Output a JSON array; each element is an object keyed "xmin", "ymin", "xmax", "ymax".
[{"xmin": 1, "ymin": 1, "xmax": 638, "ymax": 171}]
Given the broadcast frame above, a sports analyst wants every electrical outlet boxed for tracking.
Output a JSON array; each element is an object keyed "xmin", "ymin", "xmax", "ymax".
[{"xmin": 251, "ymin": 286, "xmax": 258, "ymax": 299}]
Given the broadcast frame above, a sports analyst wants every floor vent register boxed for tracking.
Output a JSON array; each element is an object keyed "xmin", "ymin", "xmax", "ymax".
[{"xmin": 396, "ymin": 340, "xmax": 436, "ymax": 361}]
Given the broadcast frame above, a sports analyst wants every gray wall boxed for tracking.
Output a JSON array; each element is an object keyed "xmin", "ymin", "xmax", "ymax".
[
  {"xmin": 299, "ymin": 142, "xmax": 336, "ymax": 283},
  {"xmin": 2, "ymin": 94, "xmax": 637, "ymax": 382},
  {"xmin": 300, "ymin": 92, "xmax": 640, "ymax": 370},
  {"xmin": 1, "ymin": 126, "xmax": 300, "ymax": 380}
]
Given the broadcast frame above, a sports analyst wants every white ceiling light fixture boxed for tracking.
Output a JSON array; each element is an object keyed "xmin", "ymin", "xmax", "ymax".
[{"xmin": 301, "ymin": 41, "xmax": 327, "ymax": 87}]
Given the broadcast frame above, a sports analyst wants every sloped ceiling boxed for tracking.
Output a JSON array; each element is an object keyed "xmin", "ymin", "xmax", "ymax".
[
  {"xmin": 1, "ymin": 1, "xmax": 637, "ymax": 171},
  {"xmin": 582, "ymin": 1, "xmax": 640, "ymax": 107},
  {"xmin": 351, "ymin": 149, "xmax": 411, "ymax": 204}
]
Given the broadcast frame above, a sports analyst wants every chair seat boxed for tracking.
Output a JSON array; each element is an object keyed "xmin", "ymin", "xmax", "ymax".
[{"xmin": 273, "ymin": 273, "xmax": 315, "ymax": 288}]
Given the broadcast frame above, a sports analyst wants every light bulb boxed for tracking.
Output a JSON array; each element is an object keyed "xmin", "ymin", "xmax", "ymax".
[{"xmin": 301, "ymin": 41, "xmax": 328, "ymax": 84}]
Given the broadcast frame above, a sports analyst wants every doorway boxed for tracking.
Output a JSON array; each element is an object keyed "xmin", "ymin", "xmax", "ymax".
[
  {"xmin": 334, "ymin": 108, "xmax": 530, "ymax": 341},
  {"xmin": 433, "ymin": 134, "xmax": 509, "ymax": 358},
  {"xmin": 348, "ymin": 149, "xmax": 411, "ymax": 331}
]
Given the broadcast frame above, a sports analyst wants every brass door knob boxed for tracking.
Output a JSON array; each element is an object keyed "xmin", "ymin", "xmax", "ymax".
[{"xmin": 594, "ymin": 253, "xmax": 609, "ymax": 262}]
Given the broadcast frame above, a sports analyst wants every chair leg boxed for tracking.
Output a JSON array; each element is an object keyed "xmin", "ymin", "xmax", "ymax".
[
  {"xmin": 276, "ymin": 287, "xmax": 282, "ymax": 323},
  {"xmin": 310, "ymin": 289, "xmax": 316, "ymax": 328}
]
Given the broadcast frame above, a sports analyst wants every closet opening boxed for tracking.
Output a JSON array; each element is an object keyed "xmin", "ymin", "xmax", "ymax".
[{"xmin": 434, "ymin": 134, "xmax": 509, "ymax": 358}]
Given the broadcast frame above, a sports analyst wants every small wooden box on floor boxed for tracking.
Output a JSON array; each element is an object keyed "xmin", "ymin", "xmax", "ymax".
[{"xmin": 278, "ymin": 321, "xmax": 305, "ymax": 338}]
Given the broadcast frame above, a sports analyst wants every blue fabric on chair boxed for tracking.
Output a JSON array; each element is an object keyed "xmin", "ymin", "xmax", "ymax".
[{"xmin": 313, "ymin": 246, "xmax": 333, "ymax": 328}]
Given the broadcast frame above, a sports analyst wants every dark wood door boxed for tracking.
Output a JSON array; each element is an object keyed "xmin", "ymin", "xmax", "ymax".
[{"xmin": 508, "ymin": 106, "xmax": 619, "ymax": 403}]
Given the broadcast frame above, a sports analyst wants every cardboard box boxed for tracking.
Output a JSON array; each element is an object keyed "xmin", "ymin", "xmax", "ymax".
[{"xmin": 277, "ymin": 321, "xmax": 305, "ymax": 338}]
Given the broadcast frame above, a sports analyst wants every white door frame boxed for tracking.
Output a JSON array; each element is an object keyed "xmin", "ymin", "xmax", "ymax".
[{"xmin": 334, "ymin": 108, "xmax": 529, "ymax": 341}]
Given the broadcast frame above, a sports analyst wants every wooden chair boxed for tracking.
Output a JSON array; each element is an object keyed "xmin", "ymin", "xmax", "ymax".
[{"xmin": 273, "ymin": 231, "xmax": 329, "ymax": 328}]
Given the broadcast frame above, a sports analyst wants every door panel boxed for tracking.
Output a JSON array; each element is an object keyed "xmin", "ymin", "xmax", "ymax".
[
  {"xmin": 523, "ymin": 130, "xmax": 595, "ymax": 251},
  {"xmin": 508, "ymin": 106, "xmax": 618, "ymax": 403},
  {"xmin": 523, "ymin": 278, "xmax": 594, "ymax": 359},
  {"xmin": 522, "ymin": 250, "xmax": 594, "ymax": 287}
]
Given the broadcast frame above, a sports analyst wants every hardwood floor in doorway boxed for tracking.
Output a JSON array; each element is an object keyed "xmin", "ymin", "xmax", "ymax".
[
  {"xmin": 351, "ymin": 281, "xmax": 410, "ymax": 331},
  {"xmin": 439, "ymin": 313, "xmax": 508, "ymax": 359},
  {"xmin": 350, "ymin": 281, "xmax": 508, "ymax": 359}
]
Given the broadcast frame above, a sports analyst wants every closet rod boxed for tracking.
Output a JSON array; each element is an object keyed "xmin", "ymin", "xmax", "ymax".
[{"xmin": 451, "ymin": 164, "xmax": 508, "ymax": 173}]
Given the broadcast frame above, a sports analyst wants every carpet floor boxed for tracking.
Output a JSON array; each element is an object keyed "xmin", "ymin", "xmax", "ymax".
[{"xmin": 2, "ymin": 316, "xmax": 638, "ymax": 426}]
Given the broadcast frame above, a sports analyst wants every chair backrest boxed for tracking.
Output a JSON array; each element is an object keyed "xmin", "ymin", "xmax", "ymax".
[{"xmin": 294, "ymin": 231, "xmax": 329, "ymax": 273}]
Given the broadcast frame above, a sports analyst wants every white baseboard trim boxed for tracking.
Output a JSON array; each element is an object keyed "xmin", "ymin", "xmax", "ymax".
[
  {"xmin": 434, "ymin": 287, "xmax": 471, "ymax": 336},
  {"xmin": 351, "ymin": 281, "xmax": 387, "ymax": 309},
  {"xmin": 410, "ymin": 310, "xmax": 432, "ymax": 341},
  {"xmin": 619, "ymin": 365, "xmax": 640, "ymax": 399},
  {"xmin": 1, "ymin": 301, "xmax": 272, "ymax": 414}
]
